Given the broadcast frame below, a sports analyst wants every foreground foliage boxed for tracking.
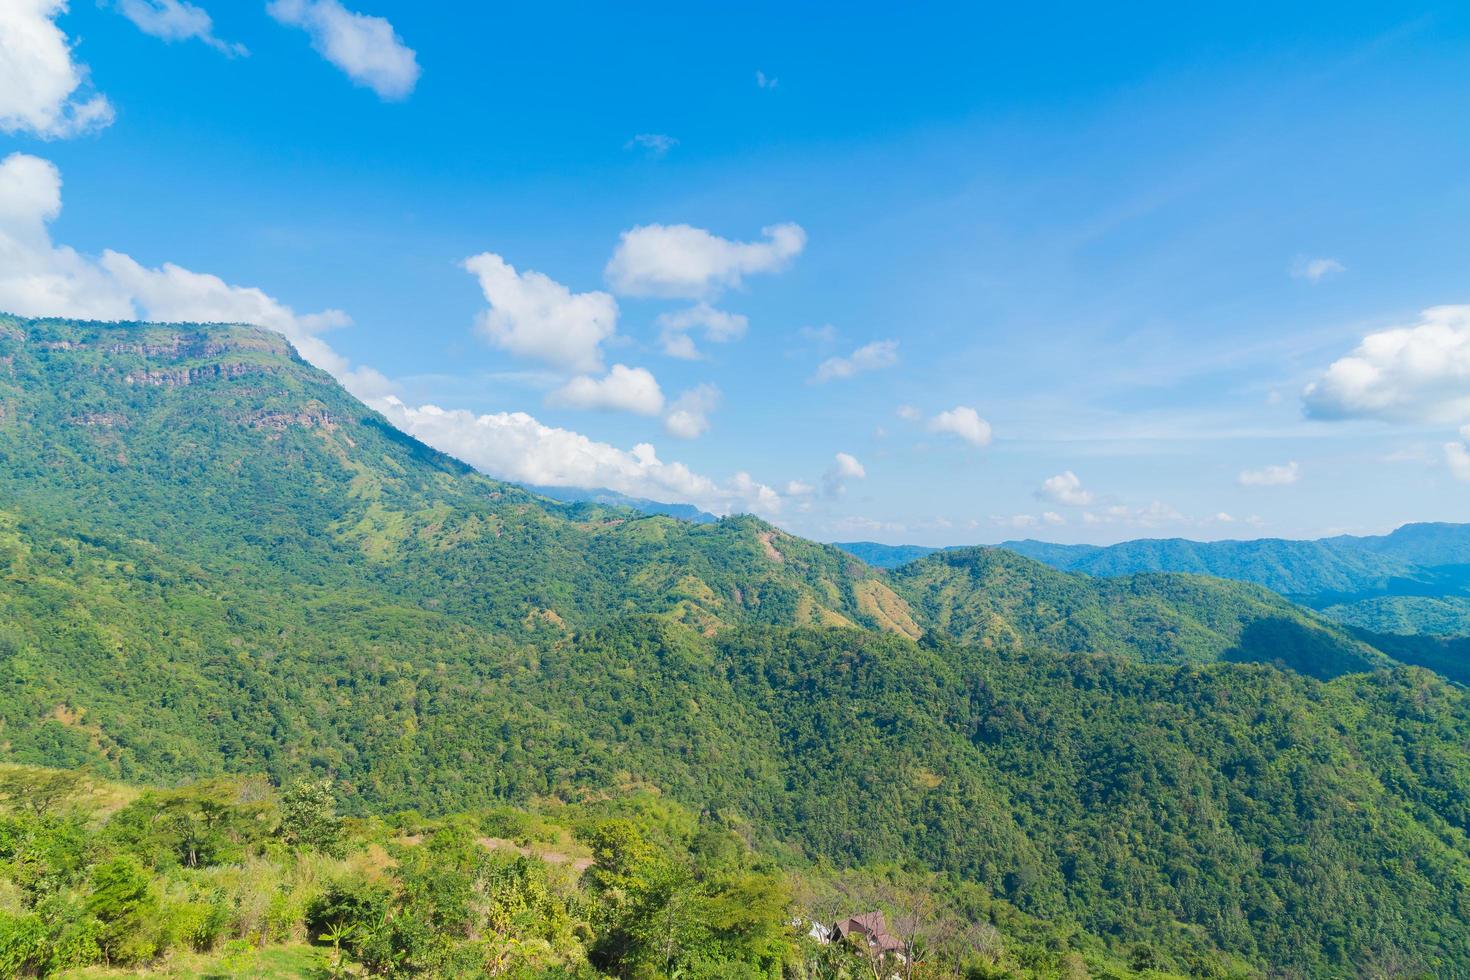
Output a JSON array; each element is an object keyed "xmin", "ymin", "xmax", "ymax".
[{"xmin": 0, "ymin": 767, "xmax": 1163, "ymax": 979}]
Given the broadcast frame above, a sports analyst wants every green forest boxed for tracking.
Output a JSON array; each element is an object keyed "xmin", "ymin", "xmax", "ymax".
[{"xmin": 1, "ymin": 316, "xmax": 1468, "ymax": 977}]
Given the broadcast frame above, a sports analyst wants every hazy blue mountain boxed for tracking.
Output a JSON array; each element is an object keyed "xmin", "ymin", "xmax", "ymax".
[
  {"xmin": 524, "ymin": 483, "xmax": 719, "ymax": 523},
  {"xmin": 830, "ymin": 540, "xmax": 942, "ymax": 568},
  {"xmin": 836, "ymin": 526, "xmax": 1470, "ymax": 636}
]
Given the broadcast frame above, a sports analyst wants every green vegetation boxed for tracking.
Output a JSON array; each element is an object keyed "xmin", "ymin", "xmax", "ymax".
[
  {"xmin": 842, "ymin": 526, "xmax": 1470, "ymax": 638},
  {"xmin": 0, "ymin": 766, "xmax": 1158, "ymax": 979},
  {"xmin": 1, "ymin": 315, "xmax": 1469, "ymax": 975}
]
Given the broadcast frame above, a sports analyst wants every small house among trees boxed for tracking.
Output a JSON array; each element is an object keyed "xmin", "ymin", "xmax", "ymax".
[{"xmin": 831, "ymin": 910, "xmax": 907, "ymax": 959}]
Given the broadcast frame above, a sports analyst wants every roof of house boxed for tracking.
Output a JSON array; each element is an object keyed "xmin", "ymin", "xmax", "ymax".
[{"xmin": 833, "ymin": 911, "xmax": 905, "ymax": 952}]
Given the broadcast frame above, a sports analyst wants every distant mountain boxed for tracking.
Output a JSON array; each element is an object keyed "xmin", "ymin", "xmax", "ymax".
[
  {"xmin": 838, "ymin": 527, "xmax": 1470, "ymax": 637},
  {"xmin": 9, "ymin": 315, "xmax": 1470, "ymax": 973},
  {"xmin": 523, "ymin": 484, "xmax": 719, "ymax": 523},
  {"xmin": 830, "ymin": 540, "xmax": 942, "ymax": 568}
]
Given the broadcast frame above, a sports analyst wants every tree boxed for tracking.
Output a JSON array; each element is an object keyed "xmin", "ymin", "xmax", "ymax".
[{"xmin": 279, "ymin": 778, "xmax": 343, "ymax": 854}]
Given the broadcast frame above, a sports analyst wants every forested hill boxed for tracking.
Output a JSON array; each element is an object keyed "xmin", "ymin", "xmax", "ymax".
[
  {"xmin": 9, "ymin": 315, "xmax": 1470, "ymax": 974},
  {"xmin": 0, "ymin": 314, "xmax": 1381, "ymax": 671},
  {"xmin": 1000, "ymin": 525, "xmax": 1470, "ymax": 594},
  {"xmin": 840, "ymin": 525, "xmax": 1470, "ymax": 638}
]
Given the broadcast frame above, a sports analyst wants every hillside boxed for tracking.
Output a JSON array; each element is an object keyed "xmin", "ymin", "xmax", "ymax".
[
  {"xmin": 891, "ymin": 548, "xmax": 1389, "ymax": 679},
  {"xmin": 830, "ymin": 540, "xmax": 941, "ymax": 568},
  {"xmin": 4, "ymin": 316, "xmax": 1470, "ymax": 974},
  {"xmin": 841, "ymin": 527, "xmax": 1470, "ymax": 637}
]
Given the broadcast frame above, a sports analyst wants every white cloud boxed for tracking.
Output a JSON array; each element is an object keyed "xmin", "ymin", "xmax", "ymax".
[
  {"xmin": 927, "ymin": 405, "xmax": 992, "ymax": 447},
  {"xmin": 1237, "ymin": 461, "xmax": 1300, "ymax": 487},
  {"xmin": 895, "ymin": 404, "xmax": 921, "ymax": 421},
  {"xmin": 663, "ymin": 383, "xmax": 719, "ymax": 439},
  {"xmin": 1291, "ymin": 256, "xmax": 1345, "ymax": 282},
  {"xmin": 266, "ymin": 0, "xmax": 419, "ymax": 100},
  {"xmin": 823, "ymin": 452, "xmax": 866, "ymax": 497},
  {"xmin": 1304, "ymin": 306, "xmax": 1470, "ymax": 424},
  {"xmin": 1042, "ymin": 511, "xmax": 1066, "ymax": 526},
  {"xmin": 1038, "ymin": 471, "xmax": 1093, "ymax": 506},
  {"xmin": 0, "ymin": 1, "xmax": 114, "ymax": 138},
  {"xmin": 372, "ymin": 397, "xmax": 781, "ymax": 516},
  {"xmin": 0, "ymin": 153, "xmax": 131, "ymax": 319},
  {"xmin": 625, "ymin": 133, "xmax": 677, "ymax": 158},
  {"xmin": 547, "ymin": 364, "xmax": 663, "ymax": 416},
  {"xmin": 1447, "ymin": 441, "xmax": 1470, "ymax": 482},
  {"xmin": 113, "ymin": 0, "xmax": 246, "ymax": 55},
  {"xmin": 813, "ymin": 339, "xmax": 898, "ymax": 383},
  {"xmin": 605, "ymin": 222, "xmax": 806, "ymax": 300},
  {"xmin": 755, "ymin": 70, "xmax": 777, "ymax": 89},
  {"xmin": 797, "ymin": 323, "xmax": 837, "ymax": 344},
  {"xmin": 783, "ymin": 479, "xmax": 815, "ymax": 497},
  {"xmin": 463, "ymin": 252, "xmax": 618, "ymax": 374},
  {"xmin": 655, "ymin": 302, "xmax": 748, "ymax": 359},
  {"xmin": 0, "ymin": 153, "xmax": 358, "ymax": 382}
]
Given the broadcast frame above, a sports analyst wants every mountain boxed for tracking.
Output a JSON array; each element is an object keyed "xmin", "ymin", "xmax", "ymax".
[
  {"xmin": 1003, "ymin": 535, "xmax": 1399, "ymax": 594},
  {"xmin": 830, "ymin": 540, "xmax": 941, "ymax": 568},
  {"xmin": 838, "ymin": 527, "xmax": 1470, "ymax": 637},
  {"xmin": 5, "ymin": 316, "xmax": 1470, "ymax": 974},
  {"xmin": 1000, "ymin": 529, "xmax": 1470, "ymax": 638},
  {"xmin": 525, "ymin": 483, "xmax": 720, "ymax": 523},
  {"xmin": 893, "ymin": 547, "xmax": 1389, "ymax": 679}
]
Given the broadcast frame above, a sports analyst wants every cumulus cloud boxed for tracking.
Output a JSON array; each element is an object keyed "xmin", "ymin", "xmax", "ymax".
[
  {"xmin": 895, "ymin": 405, "xmax": 921, "ymax": 421},
  {"xmin": 267, "ymin": 0, "xmax": 419, "ymax": 100},
  {"xmin": 663, "ymin": 383, "xmax": 719, "ymax": 439},
  {"xmin": 813, "ymin": 339, "xmax": 898, "ymax": 383},
  {"xmin": 0, "ymin": 154, "xmax": 131, "ymax": 319},
  {"xmin": 1038, "ymin": 471, "xmax": 1093, "ymax": 506},
  {"xmin": 547, "ymin": 364, "xmax": 664, "ymax": 416},
  {"xmin": 625, "ymin": 133, "xmax": 677, "ymax": 158},
  {"xmin": 463, "ymin": 252, "xmax": 618, "ymax": 374},
  {"xmin": 1291, "ymin": 256, "xmax": 1345, "ymax": 282},
  {"xmin": 823, "ymin": 452, "xmax": 866, "ymax": 497},
  {"xmin": 0, "ymin": 152, "xmax": 359, "ymax": 382},
  {"xmin": 372, "ymin": 397, "xmax": 781, "ymax": 516},
  {"xmin": 928, "ymin": 405, "xmax": 992, "ymax": 447},
  {"xmin": 755, "ymin": 70, "xmax": 777, "ymax": 89},
  {"xmin": 605, "ymin": 223, "xmax": 806, "ymax": 300},
  {"xmin": 655, "ymin": 303, "xmax": 748, "ymax": 359},
  {"xmin": 112, "ymin": 0, "xmax": 246, "ymax": 55},
  {"xmin": 1304, "ymin": 306, "xmax": 1470, "ymax": 425},
  {"xmin": 0, "ymin": 1, "xmax": 114, "ymax": 138},
  {"xmin": 1237, "ymin": 461, "xmax": 1300, "ymax": 487}
]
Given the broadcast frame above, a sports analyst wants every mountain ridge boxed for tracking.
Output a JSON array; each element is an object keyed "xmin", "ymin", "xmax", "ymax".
[{"xmin": 5, "ymin": 315, "xmax": 1470, "ymax": 973}]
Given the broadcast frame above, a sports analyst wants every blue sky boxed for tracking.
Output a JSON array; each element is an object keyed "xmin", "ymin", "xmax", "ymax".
[{"xmin": 2, "ymin": 1, "xmax": 1468, "ymax": 544}]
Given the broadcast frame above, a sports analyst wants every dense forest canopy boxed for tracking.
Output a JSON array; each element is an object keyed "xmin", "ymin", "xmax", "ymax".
[{"xmin": 1, "ymin": 316, "xmax": 1469, "ymax": 976}]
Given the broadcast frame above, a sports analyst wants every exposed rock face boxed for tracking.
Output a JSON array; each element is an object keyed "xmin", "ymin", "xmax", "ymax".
[
  {"xmin": 124, "ymin": 362, "xmax": 272, "ymax": 386},
  {"xmin": 247, "ymin": 408, "xmax": 337, "ymax": 430}
]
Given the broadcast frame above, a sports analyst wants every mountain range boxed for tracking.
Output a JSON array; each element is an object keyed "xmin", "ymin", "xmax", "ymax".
[
  {"xmin": 838, "ymin": 525, "xmax": 1470, "ymax": 638},
  {"xmin": 5, "ymin": 315, "xmax": 1470, "ymax": 975}
]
